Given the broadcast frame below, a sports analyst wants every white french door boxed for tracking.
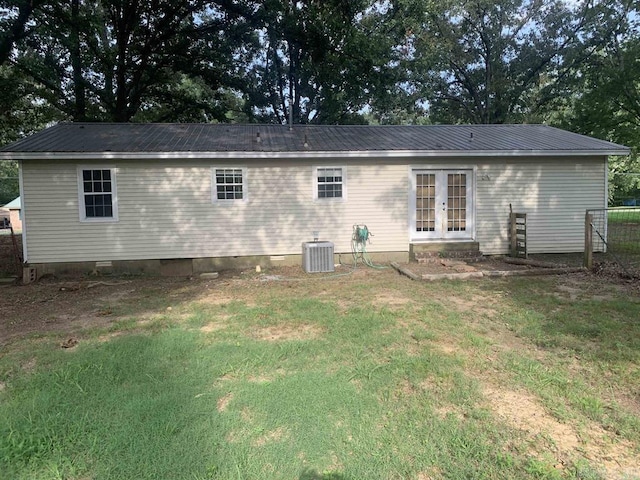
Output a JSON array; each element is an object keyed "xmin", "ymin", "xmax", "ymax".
[{"xmin": 411, "ymin": 169, "xmax": 474, "ymax": 240}]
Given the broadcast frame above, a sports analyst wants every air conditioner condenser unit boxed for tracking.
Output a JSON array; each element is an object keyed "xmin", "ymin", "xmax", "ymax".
[{"xmin": 302, "ymin": 241, "xmax": 335, "ymax": 273}]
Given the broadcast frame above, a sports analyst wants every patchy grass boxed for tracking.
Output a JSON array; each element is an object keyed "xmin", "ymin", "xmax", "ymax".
[{"xmin": 0, "ymin": 268, "xmax": 639, "ymax": 479}]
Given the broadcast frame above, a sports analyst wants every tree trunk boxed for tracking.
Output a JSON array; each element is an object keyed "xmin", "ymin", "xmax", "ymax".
[
  {"xmin": 70, "ymin": 0, "xmax": 86, "ymax": 121},
  {"xmin": 0, "ymin": 0, "xmax": 42, "ymax": 65}
]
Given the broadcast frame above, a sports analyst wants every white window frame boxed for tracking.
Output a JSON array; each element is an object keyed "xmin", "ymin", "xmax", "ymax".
[
  {"xmin": 77, "ymin": 166, "xmax": 119, "ymax": 223},
  {"xmin": 314, "ymin": 166, "xmax": 346, "ymax": 201},
  {"xmin": 211, "ymin": 167, "xmax": 248, "ymax": 204}
]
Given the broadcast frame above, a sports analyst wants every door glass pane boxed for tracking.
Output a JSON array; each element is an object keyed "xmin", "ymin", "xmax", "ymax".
[
  {"xmin": 416, "ymin": 174, "xmax": 435, "ymax": 232},
  {"xmin": 447, "ymin": 173, "xmax": 467, "ymax": 231}
]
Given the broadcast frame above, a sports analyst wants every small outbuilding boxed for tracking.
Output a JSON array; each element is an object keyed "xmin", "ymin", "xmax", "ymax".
[
  {"xmin": 0, "ymin": 123, "xmax": 629, "ymax": 276},
  {"xmin": 3, "ymin": 196, "xmax": 22, "ymax": 231},
  {"xmin": 0, "ymin": 207, "xmax": 9, "ymax": 228}
]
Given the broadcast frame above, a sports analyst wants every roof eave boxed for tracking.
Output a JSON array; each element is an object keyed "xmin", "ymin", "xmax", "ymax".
[{"xmin": 0, "ymin": 148, "xmax": 630, "ymax": 160}]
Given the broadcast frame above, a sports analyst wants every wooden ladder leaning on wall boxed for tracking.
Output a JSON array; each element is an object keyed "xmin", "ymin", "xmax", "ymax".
[{"xmin": 509, "ymin": 204, "xmax": 527, "ymax": 259}]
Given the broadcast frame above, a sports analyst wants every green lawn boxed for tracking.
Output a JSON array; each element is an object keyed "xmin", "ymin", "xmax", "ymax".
[
  {"xmin": 605, "ymin": 208, "xmax": 640, "ymax": 256},
  {"xmin": 1, "ymin": 270, "xmax": 639, "ymax": 479},
  {"xmin": 608, "ymin": 207, "xmax": 640, "ymax": 224}
]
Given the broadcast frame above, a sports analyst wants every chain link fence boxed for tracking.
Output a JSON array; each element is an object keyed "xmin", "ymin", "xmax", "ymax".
[{"xmin": 586, "ymin": 208, "xmax": 640, "ymax": 278}]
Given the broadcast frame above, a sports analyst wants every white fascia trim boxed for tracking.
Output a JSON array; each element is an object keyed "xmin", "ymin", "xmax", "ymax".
[
  {"xmin": 0, "ymin": 149, "xmax": 631, "ymax": 161},
  {"xmin": 18, "ymin": 160, "xmax": 27, "ymax": 263},
  {"xmin": 604, "ymin": 157, "xmax": 609, "ymax": 210}
]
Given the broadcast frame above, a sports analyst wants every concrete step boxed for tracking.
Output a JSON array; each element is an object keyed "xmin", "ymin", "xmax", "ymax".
[{"xmin": 410, "ymin": 242, "xmax": 481, "ymax": 263}]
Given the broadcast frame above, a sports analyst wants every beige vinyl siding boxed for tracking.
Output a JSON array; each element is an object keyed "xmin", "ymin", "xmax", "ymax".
[
  {"xmin": 22, "ymin": 158, "xmax": 408, "ymax": 263},
  {"xmin": 475, "ymin": 157, "xmax": 606, "ymax": 254},
  {"xmin": 21, "ymin": 155, "xmax": 606, "ymax": 263}
]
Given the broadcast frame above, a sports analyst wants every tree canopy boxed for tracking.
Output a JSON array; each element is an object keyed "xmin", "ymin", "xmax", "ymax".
[
  {"xmin": 0, "ymin": 1, "xmax": 638, "ymax": 141},
  {"xmin": 0, "ymin": 0, "xmax": 635, "ymax": 127},
  {"xmin": 557, "ymin": 2, "xmax": 640, "ymax": 205}
]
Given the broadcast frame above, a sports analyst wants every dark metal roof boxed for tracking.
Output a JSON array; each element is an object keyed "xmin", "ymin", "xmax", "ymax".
[{"xmin": 0, "ymin": 122, "xmax": 629, "ymax": 156}]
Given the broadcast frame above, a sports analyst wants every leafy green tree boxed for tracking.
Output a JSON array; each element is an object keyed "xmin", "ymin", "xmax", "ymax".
[
  {"xmin": 0, "ymin": 66, "xmax": 61, "ymax": 145},
  {"xmin": 403, "ymin": 0, "xmax": 625, "ymax": 124},
  {"xmin": 0, "ymin": 0, "xmax": 637, "ymax": 144},
  {"xmin": 561, "ymin": 20, "xmax": 640, "ymax": 205},
  {"xmin": 0, "ymin": 160, "xmax": 19, "ymax": 206},
  {"xmin": 0, "ymin": 0, "xmax": 48, "ymax": 65},
  {"xmin": 6, "ymin": 0, "xmax": 256, "ymax": 123},
  {"xmin": 0, "ymin": 64, "xmax": 54, "ymax": 205},
  {"xmin": 243, "ymin": 0, "xmax": 401, "ymax": 124}
]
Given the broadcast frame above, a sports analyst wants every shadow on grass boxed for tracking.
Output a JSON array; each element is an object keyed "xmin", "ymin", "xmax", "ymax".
[
  {"xmin": 0, "ymin": 271, "xmax": 251, "ymax": 345},
  {"xmin": 538, "ymin": 305, "xmax": 639, "ymax": 362},
  {"xmin": 479, "ymin": 275, "xmax": 640, "ymax": 363},
  {"xmin": 299, "ymin": 468, "xmax": 348, "ymax": 480},
  {"xmin": 0, "ymin": 330, "xmax": 227, "ymax": 479}
]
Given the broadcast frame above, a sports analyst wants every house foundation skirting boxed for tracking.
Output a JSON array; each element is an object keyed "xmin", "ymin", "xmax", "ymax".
[{"xmin": 24, "ymin": 251, "xmax": 409, "ymax": 282}]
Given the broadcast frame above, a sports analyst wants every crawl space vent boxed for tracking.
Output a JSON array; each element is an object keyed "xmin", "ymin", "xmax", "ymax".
[{"xmin": 302, "ymin": 241, "xmax": 335, "ymax": 273}]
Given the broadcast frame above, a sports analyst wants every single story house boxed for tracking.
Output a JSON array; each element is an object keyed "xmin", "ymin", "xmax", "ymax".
[
  {"xmin": 3, "ymin": 196, "xmax": 22, "ymax": 231},
  {"xmin": 0, "ymin": 123, "xmax": 629, "ymax": 276}
]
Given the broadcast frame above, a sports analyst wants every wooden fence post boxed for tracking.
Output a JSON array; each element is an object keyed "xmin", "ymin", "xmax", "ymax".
[
  {"xmin": 510, "ymin": 212, "xmax": 516, "ymax": 256},
  {"xmin": 584, "ymin": 212, "xmax": 593, "ymax": 270}
]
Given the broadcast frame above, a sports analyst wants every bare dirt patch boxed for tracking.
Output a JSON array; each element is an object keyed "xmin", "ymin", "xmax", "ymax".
[
  {"xmin": 247, "ymin": 374, "xmax": 273, "ymax": 384},
  {"xmin": 0, "ymin": 263, "xmax": 475, "ymax": 348},
  {"xmin": 0, "ymin": 276, "xmax": 210, "ymax": 346},
  {"xmin": 432, "ymin": 340, "xmax": 463, "ymax": 356},
  {"xmin": 387, "ymin": 339, "xmax": 424, "ymax": 357},
  {"xmin": 434, "ymin": 405, "xmax": 466, "ymax": 421},
  {"xmin": 554, "ymin": 275, "xmax": 635, "ymax": 302},
  {"xmin": 226, "ymin": 407, "xmax": 260, "ymax": 444},
  {"xmin": 195, "ymin": 292, "xmax": 237, "ymax": 306},
  {"xmin": 217, "ymin": 392, "xmax": 233, "ymax": 412},
  {"xmin": 21, "ymin": 358, "xmax": 36, "ymax": 373},
  {"xmin": 96, "ymin": 331, "xmax": 127, "ymax": 343},
  {"xmin": 444, "ymin": 293, "xmax": 500, "ymax": 319},
  {"xmin": 240, "ymin": 407, "xmax": 253, "ymax": 423},
  {"xmin": 484, "ymin": 385, "xmax": 580, "ymax": 451},
  {"xmin": 200, "ymin": 321, "xmax": 228, "ymax": 333},
  {"xmin": 252, "ymin": 426, "xmax": 289, "ymax": 447},
  {"xmin": 416, "ymin": 468, "xmax": 443, "ymax": 480},
  {"xmin": 483, "ymin": 385, "xmax": 640, "ymax": 479},
  {"xmin": 247, "ymin": 368, "xmax": 288, "ymax": 384},
  {"xmin": 250, "ymin": 323, "xmax": 323, "ymax": 342},
  {"xmin": 371, "ymin": 289, "xmax": 415, "ymax": 309}
]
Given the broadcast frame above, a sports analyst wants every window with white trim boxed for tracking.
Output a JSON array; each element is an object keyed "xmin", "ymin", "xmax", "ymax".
[
  {"xmin": 212, "ymin": 167, "xmax": 247, "ymax": 202},
  {"xmin": 316, "ymin": 167, "xmax": 344, "ymax": 199},
  {"xmin": 78, "ymin": 167, "xmax": 118, "ymax": 221}
]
